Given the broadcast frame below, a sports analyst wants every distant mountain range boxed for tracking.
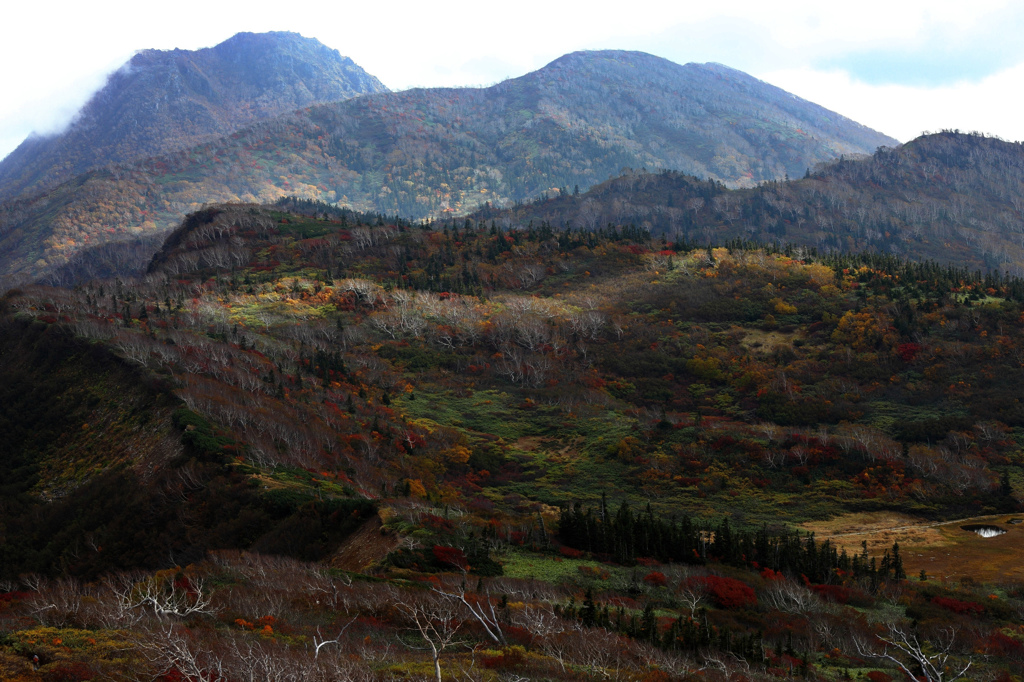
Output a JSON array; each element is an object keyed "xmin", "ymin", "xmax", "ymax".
[
  {"xmin": 0, "ymin": 31, "xmax": 387, "ymax": 202},
  {"xmin": 0, "ymin": 41, "xmax": 896, "ymax": 284},
  {"xmin": 471, "ymin": 132, "xmax": 1024, "ymax": 274}
]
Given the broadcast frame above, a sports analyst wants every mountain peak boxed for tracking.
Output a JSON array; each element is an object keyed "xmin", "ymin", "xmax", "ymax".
[
  {"xmin": 210, "ymin": 30, "xmax": 358, "ymax": 68},
  {"xmin": 538, "ymin": 49, "xmax": 674, "ymax": 72},
  {"xmin": 0, "ymin": 32, "xmax": 387, "ymax": 202}
]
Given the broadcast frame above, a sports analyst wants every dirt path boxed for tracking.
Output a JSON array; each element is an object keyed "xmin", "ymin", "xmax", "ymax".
[{"xmin": 330, "ymin": 515, "xmax": 400, "ymax": 573}]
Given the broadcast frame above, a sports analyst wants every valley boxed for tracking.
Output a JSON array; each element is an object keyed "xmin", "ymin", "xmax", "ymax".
[{"xmin": 1, "ymin": 201, "xmax": 1023, "ymax": 679}]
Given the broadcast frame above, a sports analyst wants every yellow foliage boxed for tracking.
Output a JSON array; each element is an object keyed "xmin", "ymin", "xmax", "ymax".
[
  {"xmin": 611, "ymin": 436, "xmax": 644, "ymax": 462},
  {"xmin": 771, "ymin": 298, "xmax": 798, "ymax": 315},
  {"xmin": 819, "ymin": 284, "xmax": 841, "ymax": 298},
  {"xmin": 444, "ymin": 445, "xmax": 472, "ymax": 464},
  {"xmin": 409, "ymin": 417, "xmax": 439, "ymax": 434},
  {"xmin": 804, "ymin": 262, "xmax": 836, "ymax": 288},
  {"xmin": 406, "ymin": 478, "xmax": 427, "ymax": 498},
  {"xmin": 831, "ymin": 311, "xmax": 885, "ymax": 351},
  {"xmin": 7, "ymin": 627, "xmax": 139, "ymax": 667}
]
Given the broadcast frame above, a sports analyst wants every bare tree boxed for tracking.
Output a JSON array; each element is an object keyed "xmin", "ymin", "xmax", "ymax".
[
  {"xmin": 854, "ymin": 623, "xmax": 972, "ymax": 682},
  {"xmin": 676, "ymin": 580, "xmax": 709, "ymax": 619},
  {"xmin": 311, "ymin": 617, "xmax": 358, "ymax": 659},
  {"xmin": 26, "ymin": 577, "xmax": 86, "ymax": 627},
  {"xmin": 395, "ymin": 590, "xmax": 465, "ymax": 682},
  {"xmin": 140, "ymin": 624, "xmax": 226, "ymax": 682},
  {"xmin": 433, "ymin": 581, "xmax": 507, "ymax": 647},
  {"xmin": 762, "ymin": 578, "xmax": 823, "ymax": 615},
  {"xmin": 111, "ymin": 572, "xmax": 217, "ymax": 621}
]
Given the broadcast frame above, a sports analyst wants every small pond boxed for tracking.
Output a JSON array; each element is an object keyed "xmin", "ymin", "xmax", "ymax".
[{"xmin": 961, "ymin": 524, "xmax": 1007, "ymax": 538}]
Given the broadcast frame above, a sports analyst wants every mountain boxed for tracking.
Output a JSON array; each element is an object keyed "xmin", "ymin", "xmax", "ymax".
[
  {"xmin": 0, "ymin": 31, "xmax": 388, "ymax": 201},
  {"xmin": 471, "ymin": 131, "xmax": 1024, "ymax": 274},
  {"xmin": 0, "ymin": 49, "xmax": 895, "ymax": 285}
]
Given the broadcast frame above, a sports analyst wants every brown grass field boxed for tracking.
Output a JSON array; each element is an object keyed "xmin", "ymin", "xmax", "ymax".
[{"xmin": 800, "ymin": 512, "xmax": 1024, "ymax": 584}]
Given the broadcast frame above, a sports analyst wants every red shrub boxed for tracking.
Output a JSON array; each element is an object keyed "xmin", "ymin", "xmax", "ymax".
[
  {"xmin": 642, "ymin": 672, "xmax": 672, "ymax": 682},
  {"xmin": 432, "ymin": 545, "xmax": 469, "ymax": 570},
  {"xmin": 422, "ymin": 513, "xmax": 454, "ymax": 531},
  {"xmin": 689, "ymin": 576, "xmax": 756, "ymax": 609},
  {"xmin": 710, "ymin": 436, "xmax": 737, "ymax": 451},
  {"xmin": 504, "ymin": 625, "xmax": 534, "ymax": 646},
  {"xmin": 559, "ymin": 546, "xmax": 584, "ymax": 559},
  {"xmin": 897, "ymin": 343, "xmax": 922, "ymax": 362},
  {"xmin": 356, "ymin": 615, "xmax": 388, "ymax": 629},
  {"xmin": 578, "ymin": 565, "xmax": 610, "ymax": 580},
  {"xmin": 643, "ymin": 571, "xmax": 668, "ymax": 588},
  {"xmin": 482, "ymin": 647, "xmax": 526, "ymax": 669},
  {"xmin": 982, "ymin": 630, "xmax": 1024, "ymax": 657},
  {"xmin": 932, "ymin": 596, "xmax": 984, "ymax": 616},
  {"xmin": 812, "ymin": 584, "xmax": 852, "ymax": 604},
  {"xmin": 865, "ymin": 672, "xmax": 892, "ymax": 682},
  {"xmin": 43, "ymin": 662, "xmax": 95, "ymax": 682}
]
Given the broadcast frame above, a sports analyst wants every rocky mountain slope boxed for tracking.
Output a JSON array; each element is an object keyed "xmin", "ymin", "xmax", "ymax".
[{"xmin": 0, "ymin": 31, "xmax": 387, "ymax": 201}]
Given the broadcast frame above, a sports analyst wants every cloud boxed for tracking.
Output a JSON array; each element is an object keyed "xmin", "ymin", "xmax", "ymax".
[
  {"xmin": 0, "ymin": 49, "xmax": 132, "ymax": 162},
  {"xmin": 583, "ymin": 15, "xmax": 789, "ymax": 74},
  {"xmin": 818, "ymin": 3, "xmax": 1024, "ymax": 86},
  {"xmin": 762, "ymin": 61, "xmax": 1024, "ymax": 143}
]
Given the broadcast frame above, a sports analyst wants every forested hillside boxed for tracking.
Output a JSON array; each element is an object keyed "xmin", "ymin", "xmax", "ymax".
[
  {"xmin": 4, "ymin": 197, "xmax": 1024, "ymax": 679},
  {"xmin": 472, "ymin": 131, "xmax": 1024, "ymax": 274},
  {"xmin": 0, "ymin": 31, "xmax": 387, "ymax": 202},
  {"xmin": 0, "ymin": 50, "xmax": 895, "ymax": 285},
  {"xmin": 2, "ymin": 202, "xmax": 1024, "ymax": 679}
]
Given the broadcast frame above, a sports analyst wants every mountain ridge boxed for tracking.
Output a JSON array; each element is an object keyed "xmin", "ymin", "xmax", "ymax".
[
  {"xmin": 0, "ymin": 48, "xmax": 896, "ymax": 284},
  {"xmin": 468, "ymin": 131, "xmax": 1024, "ymax": 274}
]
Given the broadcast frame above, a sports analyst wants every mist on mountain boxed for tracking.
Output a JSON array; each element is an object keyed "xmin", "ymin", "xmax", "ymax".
[{"xmin": 0, "ymin": 31, "xmax": 388, "ymax": 202}]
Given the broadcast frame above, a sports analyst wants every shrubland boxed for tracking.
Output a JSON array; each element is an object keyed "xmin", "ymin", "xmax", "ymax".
[{"xmin": 2, "ymin": 201, "xmax": 1023, "ymax": 679}]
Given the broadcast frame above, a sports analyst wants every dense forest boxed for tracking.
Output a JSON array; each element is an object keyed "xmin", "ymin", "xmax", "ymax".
[
  {"xmin": 472, "ymin": 131, "xmax": 1024, "ymax": 274},
  {"xmin": 2, "ymin": 202, "xmax": 1024, "ymax": 679}
]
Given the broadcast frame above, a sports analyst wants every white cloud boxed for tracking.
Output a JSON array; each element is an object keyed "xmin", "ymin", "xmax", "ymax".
[{"xmin": 762, "ymin": 62, "xmax": 1024, "ymax": 143}]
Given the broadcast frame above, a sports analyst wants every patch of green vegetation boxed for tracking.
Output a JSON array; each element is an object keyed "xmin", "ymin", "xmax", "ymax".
[
  {"xmin": 865, "ymin": 400, "xmax": 970, "ymax": 433},
  {"xmin": 500, "ymin": 550, "xmax": 626, "ymax": 585}
]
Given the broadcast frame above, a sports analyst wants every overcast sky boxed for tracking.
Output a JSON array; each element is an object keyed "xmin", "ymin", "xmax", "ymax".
[{"xmin": 2, "ymin": 0, "xmax": 1023, "ymax": 161}]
